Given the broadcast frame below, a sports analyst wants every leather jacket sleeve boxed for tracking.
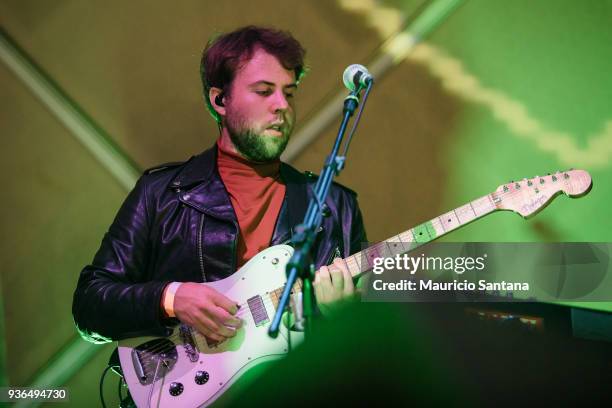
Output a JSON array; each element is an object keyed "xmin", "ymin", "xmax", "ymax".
[{"xmin": 72, "ymin": 175, "xmax": 172, "ymax": 343}]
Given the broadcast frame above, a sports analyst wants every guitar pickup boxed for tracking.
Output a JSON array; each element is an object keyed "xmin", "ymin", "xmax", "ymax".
[{"xmin": 247, "ymin": 295, "xmax": 270, "ymax": 327}]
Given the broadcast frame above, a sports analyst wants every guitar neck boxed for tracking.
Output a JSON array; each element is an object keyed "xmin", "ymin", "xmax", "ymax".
[
  {"xmin": 344, "ymin": 193, "xmax": 499, "ymax": 279},
  {"xmin": 269, "ymin": 169, "xmax": 591, "ymax": 313}
]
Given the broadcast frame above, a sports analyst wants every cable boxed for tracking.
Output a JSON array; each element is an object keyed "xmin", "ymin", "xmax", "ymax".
[
  {"xmin": 342, "ymin": 80, "xmax": 374, "ymax": 158},
  {"xmin": 99, "ymin": 364, "xmax": 113, "ymax": 408},
  {"xmin": 117, "ymin": 375, "xmax": 123, "ymax": 403}
]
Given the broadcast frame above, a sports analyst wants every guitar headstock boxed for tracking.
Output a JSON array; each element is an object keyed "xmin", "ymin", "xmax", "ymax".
[{"xmin": 493, "ymin": 169, "xmax": 592, "ymax": 218}]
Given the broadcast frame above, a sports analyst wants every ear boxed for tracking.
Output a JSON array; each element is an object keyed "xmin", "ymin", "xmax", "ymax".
[{"xmin": 209, "ymin": 87, "xmax": 226, "ymax": 118}]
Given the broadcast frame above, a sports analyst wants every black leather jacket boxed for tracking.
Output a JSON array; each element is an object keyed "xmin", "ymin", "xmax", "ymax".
[{"xmin": 72, "ymin": 146, "xmax": 367, "ymax": 343}]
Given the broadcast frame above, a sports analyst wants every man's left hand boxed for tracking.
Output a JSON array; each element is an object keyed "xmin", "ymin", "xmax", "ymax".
[{"xmin": 314, "ymin": 257, "xmax": 357, "ymax": 315}]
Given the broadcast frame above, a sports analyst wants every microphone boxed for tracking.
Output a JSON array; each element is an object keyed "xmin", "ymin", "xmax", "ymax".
[{"xmin": 342, "ymin": 64, "xmax": 373, "ymax": 91}]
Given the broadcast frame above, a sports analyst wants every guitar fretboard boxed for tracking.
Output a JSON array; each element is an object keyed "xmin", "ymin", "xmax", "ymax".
[
  {"xmin": 344, "ymin": 193, "xmax": 499, "ymax": 279},
  {"xmin": 268, "ymin": 193, "xmax": 499, "ymax": 308}
]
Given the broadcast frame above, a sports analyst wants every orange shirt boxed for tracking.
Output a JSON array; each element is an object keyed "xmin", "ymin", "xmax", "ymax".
[{"xmin": 217, "ymin": 142, "xmax": 286, "ymax": 268}]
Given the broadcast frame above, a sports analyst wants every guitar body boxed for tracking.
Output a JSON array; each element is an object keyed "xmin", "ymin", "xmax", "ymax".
[{"xmin": 118, "ymin": 244, "xmax": 302, "ymax": 408}]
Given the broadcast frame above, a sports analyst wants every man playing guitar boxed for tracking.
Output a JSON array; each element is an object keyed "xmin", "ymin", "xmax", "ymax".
[{"xmin": 72, "ymin": 25, "xmax": 366, "ymax": 349}]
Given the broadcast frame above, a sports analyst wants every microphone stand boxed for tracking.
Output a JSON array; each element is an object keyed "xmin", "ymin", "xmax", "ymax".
[{"xmin": 269, "ymin": 79, "xmax": 374, "ymax": 339}]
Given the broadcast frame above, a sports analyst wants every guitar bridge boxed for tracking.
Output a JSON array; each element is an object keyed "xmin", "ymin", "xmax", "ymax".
[{"xmin": 131, "ymin": 338, "xmax": 178, "ymax": 385}]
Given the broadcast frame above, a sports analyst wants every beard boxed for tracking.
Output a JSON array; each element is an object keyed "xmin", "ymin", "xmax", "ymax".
[{"xmin": 224, "ymin": 110, "xmax": 293, "ymax": 163}]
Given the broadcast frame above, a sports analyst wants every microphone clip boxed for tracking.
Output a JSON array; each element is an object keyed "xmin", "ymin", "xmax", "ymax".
[{"xmin": 343, "ymin": 92, "xmax": 361, "ymax": 115}]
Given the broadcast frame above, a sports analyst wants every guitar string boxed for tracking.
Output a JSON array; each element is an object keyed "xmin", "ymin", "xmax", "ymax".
[
  {"xmin": 309, "ymin": 176, "xmax": 575, "ymax": 281},
  {"xmin": 138, "ymin": 175, "xmax": 575, "ymax": 359},
  {"xmin": 142, "ymin": 190, "xmax": 522, "ymax": 352},
  {"xmin": 348, "ymin": 178, "xmax": 572, "ymax": 270}
]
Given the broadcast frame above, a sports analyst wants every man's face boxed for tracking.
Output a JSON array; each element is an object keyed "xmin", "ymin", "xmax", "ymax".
[{"xmin": 222, "ymin": 48, "xmax": 297, "ymax": 162}]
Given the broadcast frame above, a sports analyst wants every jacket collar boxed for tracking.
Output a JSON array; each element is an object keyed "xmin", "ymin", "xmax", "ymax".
[
  {"xmin": 171, "ymin": 145, "xmax": 217, "ymax": 189},
  {"xmin": 172, "ymin": 146, "xmax": 236, "ymax": 221},
  {"xmin": 171, "ymin": 145, "xmax": 310, "ymax": 235}
]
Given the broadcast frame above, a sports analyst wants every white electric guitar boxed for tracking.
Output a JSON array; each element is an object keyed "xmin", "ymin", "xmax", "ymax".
[{"xmin": 118, "ymin": 169, "xmax": 592, "ymax": 407}]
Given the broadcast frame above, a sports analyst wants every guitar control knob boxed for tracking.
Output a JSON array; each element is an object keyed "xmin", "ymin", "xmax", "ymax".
[
  {"xmin": 169, "ymin": 382, "xmax": 184, "ymax": 396},
  {"xmin": 195, "ymin": 370, "xmax": 210, "ymax": 385}
]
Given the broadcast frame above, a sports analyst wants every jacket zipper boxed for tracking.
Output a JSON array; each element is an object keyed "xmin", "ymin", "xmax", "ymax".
[{"xmin": 198, "ymin": 214, "xmax": 207, "ymax": 282}]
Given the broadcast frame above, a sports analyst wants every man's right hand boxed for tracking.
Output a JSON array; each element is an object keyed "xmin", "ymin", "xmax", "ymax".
[{"xmin": 173, "ymin": 283, "xmax": 242, "ymax": 342}]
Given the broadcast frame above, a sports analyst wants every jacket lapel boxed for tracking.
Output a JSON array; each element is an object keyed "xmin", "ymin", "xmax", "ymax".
[{"xmin": 172, "ymin": 147, "xmax": 237, "ymax": 222}]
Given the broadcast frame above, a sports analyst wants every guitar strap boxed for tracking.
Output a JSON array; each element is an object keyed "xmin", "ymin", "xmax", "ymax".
[
  {"xmin": 285, "ymin": 173, "xmax": 309, "ymax": 242},
  {"xmin": 279, "ymin": 164, "xmax": 310, "ymax": 244}
]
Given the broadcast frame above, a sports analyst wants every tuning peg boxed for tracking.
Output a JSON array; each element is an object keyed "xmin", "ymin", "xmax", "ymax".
[{"xmin": 552, "ymin": 175, "xmax": 558, "ymax": 182}]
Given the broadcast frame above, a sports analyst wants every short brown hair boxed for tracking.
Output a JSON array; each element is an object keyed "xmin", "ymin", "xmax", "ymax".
[{"xmin": 200, "ymin": 25, "xmax": 307, "ymax": 123}]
